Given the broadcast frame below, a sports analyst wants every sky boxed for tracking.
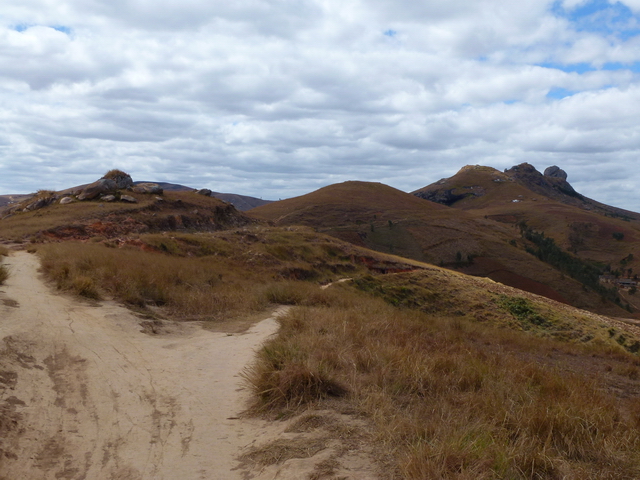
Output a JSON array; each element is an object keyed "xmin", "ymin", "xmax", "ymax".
[{"xmin": 2, "ymin": 0, "xmax": 640, "ymax": 211}]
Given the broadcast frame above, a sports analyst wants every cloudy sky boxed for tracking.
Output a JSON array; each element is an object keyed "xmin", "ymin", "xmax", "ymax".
[{"xmin": 2, "ymin": 0, "xmax": 640, "ymax": 210}]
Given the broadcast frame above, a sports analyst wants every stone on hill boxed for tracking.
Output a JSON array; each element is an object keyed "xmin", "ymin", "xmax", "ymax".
[
  {"xmin": 59, "ymin": 197, "xmax": 74, "ymax": 205},
  {"xmin": 101, "ymin": 195, "xmax": 116, "ymax": 202},
  {"xmin": 120, "ymin": 195, "xmax": 137, "ymax": 203},
  {"xmin": 132, "ymin": 183, "xmax": 163, "ymax": 194},
  {"xmin": 24, "ymin": 195, "xmax": 57, "ymax": 211},
  {"xmin": 78, "ymin": 179, "xmax": 117, "ymax": 201},
  {"xmin": 544, "ymin": 166, "xmax": 568, "ymax": 180},
  {"xmin": 103, "ymin": 170, "xmax": 133, "ymax": 189},
  {"xmin": 196, "ymin": 189, "xmax": 212, "ymax": 196}
]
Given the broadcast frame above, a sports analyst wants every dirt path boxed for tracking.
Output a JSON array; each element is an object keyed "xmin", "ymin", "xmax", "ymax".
[{"xmin": 0, "ymin": 251, "xmax": 282, "ymax": 479}]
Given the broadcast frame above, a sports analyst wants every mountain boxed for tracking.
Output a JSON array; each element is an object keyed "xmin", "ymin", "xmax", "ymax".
[
  {"xmin": 248, "ymin": 180, "xmax": 632, "ymax": 316},
  {"xmin": 412, "ymin": 163, "xmax": 639, "ymax": 268},
  {"xmin": 414, "ymin": 163, "xmax": 639, "ymax": 219}
]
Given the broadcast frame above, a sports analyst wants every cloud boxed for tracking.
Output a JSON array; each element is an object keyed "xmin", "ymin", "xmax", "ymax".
[{"xmin": 0, "ymin": 0, "xmax": 640, "ymax": 212}]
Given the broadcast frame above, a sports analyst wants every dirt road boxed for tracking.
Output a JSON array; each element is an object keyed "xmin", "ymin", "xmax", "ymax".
[{"xmin": 0, "ymin": 251, "xmax": 281, "ymax": 479}]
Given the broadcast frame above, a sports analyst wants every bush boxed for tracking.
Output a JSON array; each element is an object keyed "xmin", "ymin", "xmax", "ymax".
[{"xmin": 613, "ymin": 232, "xmax": 625, "ymax": 241}]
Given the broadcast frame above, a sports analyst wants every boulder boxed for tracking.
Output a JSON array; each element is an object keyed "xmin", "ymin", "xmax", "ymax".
[
  {"xmin": 132, "ymin": 183, "xmax": 163, "ymax": 194},
  {"xmin": 78, "ymin": 179, "xmax": 117, "ymax": 201},
  {"xmin": 120, "ymin": 195, "xmax": 138, "ymax": 203},
  {"xmin": 59, "ymin": 197, "xmax": 74, "ymax": 205},
  {"xmin": 101, "ymin": 195, "xmax": 116, "ymax": 202},
  {"xmin": 103, "ymin": 171, "xmax": 133, "ymax": 189},
  {"xmin": 544, "ymin": 166, "xmax": 568, "ymax": 180},
  {"xmin": 24, "ymin": 196, "xmax": 56, "ymax": 211},
  {"xmin": 196, "ymin": 189, "xmax": 212, "ymax": 197}
]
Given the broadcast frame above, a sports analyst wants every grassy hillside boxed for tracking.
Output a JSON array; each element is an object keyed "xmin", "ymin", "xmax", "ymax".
[
  {"xmin": 4, "ymin": 186, "xmax": 640, "ymax": 477},
  {"xmin": 32, "ymin": 227, "xmax": 422, "ymax": 325},
  {"xmin": 249, "ymin": 181, "xmax": 630, "ymax": 316},
  {"xmin": 414, "ymin": 165, "xmax": 640, "ymax": 309},
  {"xmin": 245, "ymin": 266, "xmax": 640, "ymax": 478},
  {"xmin": 413, "ymin": 164, "xmax": 640, "ymax": 266},
  {"xmin": 0, "ymin": 190, "xmax": 251, "ymax": 241}
]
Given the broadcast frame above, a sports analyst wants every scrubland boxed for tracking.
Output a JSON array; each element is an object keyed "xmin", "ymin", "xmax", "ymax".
[
  {"xmin": 32, "ymin": 226, "xmax": 640, "ymax": 478},
  {"xmin": 36, "ymin": 228, "xmax": 364, "ymax": 322},
  {"xmin": 246, "ymin": 284, "xmax": 640, "ymax": 478}
]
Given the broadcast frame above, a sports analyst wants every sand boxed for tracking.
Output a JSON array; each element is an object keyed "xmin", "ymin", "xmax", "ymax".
[{"xmin": 0, "ymin": 251, "xmax": 281, "ymax": 479}]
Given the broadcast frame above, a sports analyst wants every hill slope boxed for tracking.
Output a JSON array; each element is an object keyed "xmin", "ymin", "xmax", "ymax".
[
  {"xmin": 413, "ymin": 164, "xmax": 640, "ymax": 294},
  {"xmin": 249, "ymin": 181, "xmax": 630, "ymax": 316}
]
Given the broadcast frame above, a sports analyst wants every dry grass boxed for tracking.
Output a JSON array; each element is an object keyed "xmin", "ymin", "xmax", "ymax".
[
  {"xmin": 102, "ymin": 169, "xmax": 129, "ymax": 180},
  {"xmin": 240, "ymin": 438, "xmax": 328, "ymax": 467},
  {"xmin": 249, "ymin": 180, "xmax": 637, "ymax": 317},
  {"xmin": 36, "ymin": 228, "xmax": 368, "ymax": 322},
  {"xmin": 0, "ymin": 197, "xmax": 149, "ymax": 241},
  {"xmin": 0, "ymin": 190, "xmax": 248, "ymax": 241},
  {"xmin": 245, "ymin": 285, "xmax": 640, "ymax": 478},
  {"xmin": 38, "ymin": 241, "xmax": 268, "ymax": 319},
  {"xmin": 0, "ymin": 247, "xmax": 8, "ymax": 285},
  {"xmin": 0, "ymin": 265, "xmax": 8, "ymax": 285}
]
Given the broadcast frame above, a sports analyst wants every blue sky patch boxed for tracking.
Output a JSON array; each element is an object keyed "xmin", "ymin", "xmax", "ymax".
[
  {"xmin": 546, "ymin": 87, "xmax": 576, "ymax": 99},
  {"xmin": 383, "ymin": 29, "xmax": 397, "ymax": 37},
  {"xmin": 11, "ymin": 24, "xmax": 72, "ymax": 35},
  {"xmin": 603, "ymin": 60, "xmax": 640, "ymax": 71},
  {"xmin": 538, "ymin": 61, "xmax": 596, "ymax": 73},
  {"xmin": 552, "ymin": 0, "xmax": 640, "ymax": 39},
  {"xmin": 52, "ymin": 26, "xmax": 72, "ymax": 35}
]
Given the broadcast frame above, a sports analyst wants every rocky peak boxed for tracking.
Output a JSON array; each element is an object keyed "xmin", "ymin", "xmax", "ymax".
[{"xmin": 544, "ymin": 166, "xmax": 568, "ymax": 180}]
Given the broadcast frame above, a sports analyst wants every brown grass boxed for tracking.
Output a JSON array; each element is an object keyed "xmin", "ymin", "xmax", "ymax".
[
  {"xmin": 38, "ymin": 241, "xmax": 267, "ymax": 317},
  {"xmin": 102, "ymin": 169, "xmax": 130, "ymax": 179},
  {"xmin": 0, "ymin": 190, "xmax": 249, "ymax": 242},
  {"xmin": 249, "ymin": 180, "xmax": 637, "ymax": 317},
  {"xmin": 36, "ymin": 228, "xmax": 369, "ymax": 322},
  {"xmin": 240, "ymin": 438, "xmax": 328, "ymax": 467},
  {"xmin": 245, "ymin": 285, "xmax": 640, "ymax": 478}
]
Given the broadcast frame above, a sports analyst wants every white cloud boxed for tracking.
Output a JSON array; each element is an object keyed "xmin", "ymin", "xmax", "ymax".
[{"xmin": 0, "ymin": 0, "xmax": 640, "ymax": 211}]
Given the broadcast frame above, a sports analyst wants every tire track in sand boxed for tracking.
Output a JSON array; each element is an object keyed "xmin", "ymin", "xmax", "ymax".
[{"xmin": 0, "ymin": 251, "xmax": 281, "ymax": 479}]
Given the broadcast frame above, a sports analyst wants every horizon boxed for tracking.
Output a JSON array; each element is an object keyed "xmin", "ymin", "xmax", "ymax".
[
  {"xmin": 2, "ymin": 162, "xmax": 638, "ymax": 214},
  {"xmin": 2, "ymin": 0, "xmax": 640, "ymax": 211}
]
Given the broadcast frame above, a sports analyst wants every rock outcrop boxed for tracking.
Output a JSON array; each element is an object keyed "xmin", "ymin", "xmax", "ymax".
[
  {"xmin": 544, "ymin": 165, "xmax": 568, "ymax": 180},
  {"xmin": 78, "ymin": 179, "xmax": 117, "ymax": 201},
  {"xmin": 103, "ymin": 171, "xmax": 133, "ymax": 189},
  {"xmin": 24, "ymin": 195, "xmax": 57, "ymax": 211},
  {"xmin": 132, "ymin": 183, "xmax": 163, "ymax": 195}
]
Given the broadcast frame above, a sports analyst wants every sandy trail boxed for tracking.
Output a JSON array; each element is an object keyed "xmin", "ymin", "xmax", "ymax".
[{"xmin": 0, "ymin": 251, "xmax": 281, "ymax": 479}]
